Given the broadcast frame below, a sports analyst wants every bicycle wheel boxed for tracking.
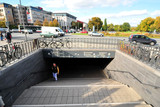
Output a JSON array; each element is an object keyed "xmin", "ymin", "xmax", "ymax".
[
  {"xmin": 14, "ymin": 47, "xmax": 22, "ymax": 59},
  {"xmin": 55, "ymin": 41, "xmax": 63, "ymax": 49},
  {"xmin": 0, "ymin": 52, "xmax": 8, "ymax": 67},
  {"xmin": 49, "ymin": 42, "xmax": 56, "ymax": 48},
  {"xmin": 39, "ymin": 41, "xmax": 46, "ymax": 48},
  {"xmin": 142, "ymin": 51, "xmax": 150, "ymax": 62},
  {"xmin": 136, "ymin": 48, "xmax": 142, "ymax": 60},
  {"xmin": 66, "ymin": 41, "xmax": 72, "ymax": 48},
  {"xmin": 155, "ymin": 56, "xmax": 160, "ymax": 69}
]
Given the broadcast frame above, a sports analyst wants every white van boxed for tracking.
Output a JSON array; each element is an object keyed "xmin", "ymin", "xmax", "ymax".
[{"xmin": 40, "ymin": 26, "xmax": 65, "ymax": 38}]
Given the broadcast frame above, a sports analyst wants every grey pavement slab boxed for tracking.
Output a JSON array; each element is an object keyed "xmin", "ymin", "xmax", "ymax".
[{"xmin": 12, "ymin": 78, "xmax": 152, "ymax": 107}]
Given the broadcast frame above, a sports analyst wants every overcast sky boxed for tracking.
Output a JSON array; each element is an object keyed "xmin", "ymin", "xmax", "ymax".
[{"xmin": 1, "ymin": 0, "xmax": 160, "ymax": 26}]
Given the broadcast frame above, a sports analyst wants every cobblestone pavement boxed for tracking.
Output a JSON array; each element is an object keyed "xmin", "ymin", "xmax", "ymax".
[{"xmin": 13, "ymin": 78, "xmax": 151, "ymax": 107}]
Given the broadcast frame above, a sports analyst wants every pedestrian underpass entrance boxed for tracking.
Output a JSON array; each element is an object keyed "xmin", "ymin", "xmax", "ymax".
[
  {"xmin": 46, "ymin": 58, "xmax": 113, "ymax": 78},
  {"xmin": 13, "ymin": 56, "xmax": 150, "ymax": 107},
  {"xmin": 1, "ymin": 37, "xmax": 159, "ymax": 107}
]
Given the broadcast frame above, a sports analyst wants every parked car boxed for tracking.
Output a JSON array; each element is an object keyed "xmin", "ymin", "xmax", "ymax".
[
  {"xmin": 11, "ymin": 29, "xmax": 19, "ymax": 33},
  {"xmin": 80, "ymin": 30, "xmax": 88, "ymax": 33},
  {"xmin": 69, "ymin": 29, "xmax": 76, "ymax": 33},
  {"xmin": 21, "ymin": 29, "xmax": 33, "ymax": 34},
  {"xmin": 88, "ymin": 31, "xmax": 104, "ymax": 37},
  {"xmin": 129, "ymin": 34, "xmax": 157, "ymax": 46}
]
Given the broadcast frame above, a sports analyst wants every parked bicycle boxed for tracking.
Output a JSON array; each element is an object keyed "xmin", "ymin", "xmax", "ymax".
[
  {"xmin": 55, "ymin": 38, "xmax": 72, "ymax": 49},
  {"xmin": 39, "ymin": 38, "xmax": 72, "ymax": 49},
  {"xmin": 0, "ymin": 46, "xmax": 7, "ymax": 67},
  {"xmin": 0, "ymin": 43, "xmax": 22, "ymax": 67}
]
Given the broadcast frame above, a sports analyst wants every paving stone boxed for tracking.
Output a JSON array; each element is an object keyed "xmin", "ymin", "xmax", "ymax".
[
  {"xmin": 55, "ymin": 97, "xmax": 62, "ymax": 104},
  {"xmin": 67, "ymin": 97, "xmax": 73, "ymax": 104},
  {"xmin": 49, "ymin": 97, "xmax": 56, "ymax": 104},
  {"xmin": 43, "ymin": 98, "xmax": 50, "ymax": 104},
  {"xmin": 31, "ymin": 98, "xmax": 39, "ymax": 104},
  {"xmin": 61, "ymin": 97, "xmax": 68, "ymax": 104}
]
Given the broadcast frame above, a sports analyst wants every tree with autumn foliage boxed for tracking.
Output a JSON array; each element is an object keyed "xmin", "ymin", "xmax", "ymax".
[
  {"xmin": 49, "ymin": 21, "xmax": 54, "ymax": 27},
  {"xmin": 153, "ymin": 16, "xmax": 160, "ymax": 32},
  {"xmin": 53, "ymin": 19, "xmax": 59, "ymax": 27},
  {"xmin": 0, "ymin": 18, "xmax": 6, "ymax": 28},
  {"xmin": 139, "ymin": 17, "xmax": 155, "ymax": 32},
  {"xmin": 43, "ymin": 18, "xmax": 49, "ymax": 26},
  {"xmin": 88, "ymin": 17, "xmax": 103, "ymax": 31},
  {"xmin": 34, "ymin": 20, "xmax": 42, "ymax": 26}
]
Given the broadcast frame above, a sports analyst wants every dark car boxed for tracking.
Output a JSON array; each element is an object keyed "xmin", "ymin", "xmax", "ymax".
[{"xmin": 129, "ymin": 34, "xmax": 157, "ymax": 46}]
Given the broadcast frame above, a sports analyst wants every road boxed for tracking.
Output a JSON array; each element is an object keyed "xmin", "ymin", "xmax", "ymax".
[{"xmin": 0, "ymin": 33, "xmax": 160, "ymax": 46}]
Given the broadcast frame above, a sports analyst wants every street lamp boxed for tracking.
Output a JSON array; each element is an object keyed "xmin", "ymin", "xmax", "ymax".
[
  {"xmin": 19, "ymin": 0, "xmax": 27, "ymax": 41},
  {"xmin": 5, "ymin": 13, "xmax": 9, "ymax": 31}
]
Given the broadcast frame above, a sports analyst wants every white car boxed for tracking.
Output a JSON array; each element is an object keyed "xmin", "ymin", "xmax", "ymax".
[
  {"xmin": 11, "ymin": 29, "xmax": 19, "ymax": 33},
  {"xmin": 69, "ymin": 29, "xmax": 76, "ymax": 33},
  {"xmin": 21, "ymin": 29, "xmax": 33, "ymax": 34},
  {"xmin": 88, "ymin": 31, "xmax": 104, "ymax": 37}
]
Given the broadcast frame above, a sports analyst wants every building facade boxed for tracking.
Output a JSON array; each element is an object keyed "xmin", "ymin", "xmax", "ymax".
[
  {"xmin": 77, "ymin": 20, "xmax": 88, "ymax": 31},
  {"xmin": 0, "ymin": 3, "xmax": 14, "ymax": 26},
  {"xmin": 0, "ymin": 2, "xmax": 77, "ymax": 29},
  {"xmin": 52, "ymin": 12, "xmax": 77, "ymax": 30},
  {"xmin": 26, "ymin": 6, "xmax": 52, "ymax": 24},
  {"xmin": 12, "ymin": 4, "xmax": 27, "ymax": 25}
]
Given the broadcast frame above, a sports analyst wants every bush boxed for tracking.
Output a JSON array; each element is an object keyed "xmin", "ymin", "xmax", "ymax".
[{"xmin": 115, "ymin": 32, "xmax": 120, "ymax": 36}]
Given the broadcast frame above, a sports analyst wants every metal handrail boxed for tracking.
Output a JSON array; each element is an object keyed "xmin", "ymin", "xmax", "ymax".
[
  {"xmin": 119, "ymin": 40, "xmax": 160, "ymax": 69},
  {"xmin": 0, "ymin": 39, "xmax": 39, "ymax": 68},
  {"xmin": 38, "ymin": 37, "xmax": 119, "ymax": 50},
  {"xmin": 107, "ymin": 69, "xmax": 160, "ymax": 89}
]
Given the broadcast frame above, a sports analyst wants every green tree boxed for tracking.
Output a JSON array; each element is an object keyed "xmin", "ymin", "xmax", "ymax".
[
  {"xmin": 107, "ymin": 23, "xmax": 114, "ymax": 31},
  {"xmin": 103, "ymin": 18, "xmax": 107, "ymax": 31},
  {"xmin": 49, "ymin": 21, "xmax": 54, "ymax": 27},
  {"xmin": 122, "ymin": 22, "xmax": 130, "ymax": 31},
  {"xmin": 139, "ymin": 17, "xmax": 155, "ymax": 32},
  {"xmin": 71, "ymin": 21, "xmax": 77, "ymax": 29},
  {"xmin": 43, "ymin": 18, "xmax": 49, "ymax": 26},
  {"xmin": 77, "ymin": 22, "xmax": 83, "ymax": 29},
  {"xmin": 114, "ymin": 25, "xmax": 120, "ymax": 31},
  {"xmin": 53, "ymin": 19, "xmax": 59, "ymax": 27},
  {"xmin": 153, "ymin": 16, "xmax": 160, "ymax": 32},
  {"xmin": 9, "ymin": 25, "xmax": 18, "ymax": 29},
  {"xmin": 34, "ymin": 20, "xmax": 42, "ymax": 26},
  {"xmin": 88, "ymin": 17, "xmax": 103, "ymax": 31},
  {"xmin": 0, "ymin": 18, "xmax": 6, "ymax": 28}
]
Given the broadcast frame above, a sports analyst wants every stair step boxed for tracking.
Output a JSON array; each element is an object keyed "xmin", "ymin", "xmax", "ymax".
[
  {"xmin": 13, "ymin": 103, "xmax": 151, "ymax": 107},
  {"xmin": 13, "ymin": 78, "xmax": 149, "ymax": 106}
]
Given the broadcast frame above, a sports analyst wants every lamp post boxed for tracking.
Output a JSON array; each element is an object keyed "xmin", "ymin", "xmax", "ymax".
[
  {"xmin": 19, "ymin": 0, "xmax": 27, "ymax": 41},
  {"xmin": 5, "ymin": 12, "xmax": 9, "ymax": 31}
]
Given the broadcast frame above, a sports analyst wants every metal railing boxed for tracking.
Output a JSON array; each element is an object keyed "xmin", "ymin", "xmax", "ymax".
[
  {"xmin": 0, "ymin": 37, "xmax": 160, "ymax": 70},
  {"xmin": 119, "ymin": 40, "xmax": 160, "ymax": 69},
  {"xmin": 38, "ymin": 37, "xmax": 120, "ymax": 50},
  {"xmin": 0, "ymin": 39, "xmax": 39, "ymax": 68}
]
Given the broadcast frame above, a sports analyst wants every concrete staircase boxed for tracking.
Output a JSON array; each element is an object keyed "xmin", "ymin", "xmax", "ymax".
[{"xmin": 12, "ymin": 78, "xmax": 151, "ymax": 107}]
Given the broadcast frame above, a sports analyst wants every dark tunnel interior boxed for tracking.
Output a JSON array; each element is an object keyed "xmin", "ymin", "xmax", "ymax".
[{"xmin": 45, "ymin": 58, "xmax": 114, "ymax": 78}]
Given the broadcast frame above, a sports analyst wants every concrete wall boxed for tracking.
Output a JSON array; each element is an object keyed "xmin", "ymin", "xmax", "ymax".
[
  {"xmin": 104, "ymin": 50, "xmax": 160, "ymax": 107},
  {"xmin": 0, "ymin": 49, "xmax": 49, "ymax": 106}
]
